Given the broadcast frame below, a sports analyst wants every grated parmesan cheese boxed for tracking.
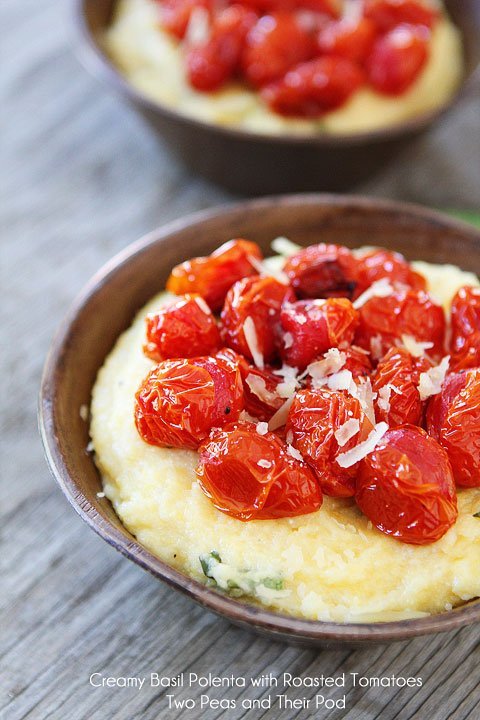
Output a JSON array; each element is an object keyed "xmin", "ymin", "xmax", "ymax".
[
  {"xmin": 307, "ymin": 348, "xmax": 346, "ymax": 385},
  {"xmin": 418, "ymin": 356, "xmax": 450, "ymax": 401},
  {"xmin": 287, "ymin": 444, "xmax": 304, "ymax": 462},
  {"xmin": 243, "ymin": 316, "xmax": 264, "ymax": 369},
  {"xmin": 273, "ymin": 364, "xmax": 301, "ymax": 398},
  {"xmin": 334, "ymin": 418, "xmax": 360, "ymax": 447},
  {"xmin": 353, "ymin": 279, "xmax": 395, "ymax": 310},
  {"xmin": 271, "ymin": 237, "xmax": 301, "ymax": 257},
  {"xmin": 246, "ymin": 374, "xmax": 279, "ymax": 404},
  {"xmin": 370, "ymin": 335, "xmax": 384, "ymax": 361},
  {"xmin": 194, "ymin": 295, "xmax": 211, "ymax": 314},
  {"xmin": 268, "ymin": 396, "xmax": 294, "ymax": 431},
  {"xmin": 257, "ymin": 459, "xmax": 272, "ymax": 468},
  {"xmin": 336, "ymin": 422, "xmax": 389, "ymax": 468},
  {"xmin": 400, "ymin": 334, "xmax": 434, "ymax": 358},
  {"xmin": 256, "ymin": 422, "xmax": 269, "ymax": 436},
  {"xmin": 284, "ymin": 332, "xmax": 294, "ymax": 349}
]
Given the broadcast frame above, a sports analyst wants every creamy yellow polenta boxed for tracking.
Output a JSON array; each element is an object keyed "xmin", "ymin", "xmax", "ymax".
[
  {"xmin": 104, "ymin": 0, "xmax": 464, "ymax": 136},
  {"xmin": 90, "ymin": 258, "xmax": 480, "ymax": 622}
]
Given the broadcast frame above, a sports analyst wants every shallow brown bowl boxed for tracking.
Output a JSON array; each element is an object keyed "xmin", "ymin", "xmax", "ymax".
[
  {"xmin": 40, "ymin": 195, "xmax": 480, "ymax": 646},
  {"xmin": 75, "ymin": 0, "xmax": 480, "ymax": 194}
]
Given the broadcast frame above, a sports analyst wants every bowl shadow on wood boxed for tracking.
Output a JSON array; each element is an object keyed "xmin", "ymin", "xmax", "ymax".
[
  {"xmin": 75, "ymin": 0, "xmax": 480, "ymax": 195},
  {"xmin": 40, "ymin": 194, "xmax": 480, "ymax": 646}
]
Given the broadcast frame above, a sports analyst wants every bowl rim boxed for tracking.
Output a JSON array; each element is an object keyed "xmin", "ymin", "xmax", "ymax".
[
  {"xmin": 74, "ymin": 0, "xmax": 480, "ymax": 148},
  {"xmin": 39, "ymin": 193, "xmax": 480, "ymax": 643}
]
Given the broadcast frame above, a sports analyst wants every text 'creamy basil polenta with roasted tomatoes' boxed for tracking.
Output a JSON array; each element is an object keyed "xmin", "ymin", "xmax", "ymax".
[
  {"xmin": 105, "ymin": 0, "xmax": 463, "ymax": 134},
  {"xmin": 90, "ymin": 237, "xmax": 480, "ymax": 622}
]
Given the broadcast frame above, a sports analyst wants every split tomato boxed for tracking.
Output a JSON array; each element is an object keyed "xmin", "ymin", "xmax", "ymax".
[
  {"xmin": 238, "ymin": 359, "xmax": 286, "ymax": 421},
  {"xmin": 196, "ymin": 421, "xmax": 322, "ymax": 520},
  {"xmin": 356, "ymin": 425, "xmax": 457, "ymax": 545}
]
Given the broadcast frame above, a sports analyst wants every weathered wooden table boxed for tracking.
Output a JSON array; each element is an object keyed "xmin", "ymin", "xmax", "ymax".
[{"xmin": 2, "ymin": 1, "xmax": 480, "ymax": 718}]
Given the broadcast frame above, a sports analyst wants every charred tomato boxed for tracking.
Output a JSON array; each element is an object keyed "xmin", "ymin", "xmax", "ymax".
[{"xmin": 283, "ymin": 243, "xmax": 359, "ymax": 299}]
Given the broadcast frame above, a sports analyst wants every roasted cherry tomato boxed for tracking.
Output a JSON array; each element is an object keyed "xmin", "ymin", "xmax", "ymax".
[
  {"xmin": 261, "ymin": 56, "xmax": 365, "ymax": 117},
  {"xmin": 366, "ymin": 24, "xmax": 430, "ymax": 95},
  {"xmin": 356, "ymin": 425, "xmax": 457, "ymax": 545},
  {"xmin": 450, "ymin": 286, "xmax": 480, "ymax": 372},
  {"xmin": 186, "ymin": 4, "xmax": 258, "ymax": 91},
  {"xmin": 283, "ymin": 243, "xmax": 359, "ymax": 299},
  {"xmin": 238, "ymin": 358, "xmax": 286, "ymax": 421},
  {"xmin": 196, "ymin": 421, "xmax": 322, "ymax": 520},
  {"xmin": 317, "ymin": 16, "xmax": 377, "ymax": 64},
  {"xmin": 364, "ymin": 0, "xmax": 439, "ymax": 32},
  {"xmin": 286, "ymin": 388, "xmax": 373, "ymax": 497},
  {"xmin": 220, "ymin": 275, "xmax": 294, "ymax": 365},
  {"xmin": 426, "ymin": 368, "xmax": 480, "ymax": 488},
  {"xmin": 241, "ymin": 13, "xmax": 316, "ymax": 88},
  {"xmin": 143, "ymin": 294, "xmax": 221, "ymax": 362},
  {"xmin": 355, "ymin": 288, "xmax": 446, "ymax": 360},
  {"xmin": 134, "ymin": 352, "xmax": 244, "ymax": 449},
  {"xmin": 372, "ymin": 347, "xmax": 431, "ymax": 427},
  {"xmin": 280, "ymin": 297, "xmax": 358, "ymax": 370},
  {"xmin": 354, "ymin": 249, "xmax": 427, "ymax": 298},
  {"xmin": 159, "ymin": 0, "xmax": 211, "ymax": 39},
  {"xmin": 166, "ymin": 238, "xmax": 262, "ymax": 312}
]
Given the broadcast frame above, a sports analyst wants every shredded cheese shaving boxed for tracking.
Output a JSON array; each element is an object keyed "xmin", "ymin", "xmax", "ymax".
[
  {"xmin": 418, "ymin": 356, "xmax": 450, "ymax": 401},
  {"xmin": 400, "ymin": 334, "xmax": 434, "ymax": 358},
  {"xmin": 194, "ymin": 296, "xmax": 211, "ymax": 314},
  {"xmin": 246, "ymin": 374, "xmax": 279, "ymax": 404},
  {"xmin": 353, "ymin": 279, "xmax": 395, "ymax": 310},
  {"xmin": 271, "ymin": 237, "xmax": 301, "ymax": 257},
  {"xmin": 287, "ymin": 444, "xmax": 304, "ymax": 462},
  {"xmin": 243, "ymin": 316, "xmax": 264, "ymax": 369},
  {"xmin": 334, "ymin": 418, "xmax": 360, "ymax": 447},
  {"xmin": 336, "ymin": 422, "xmax": 389, "ymax": 468},
  {"xmin": 268, "ymin": 397, "xmax": 294, "ymax": 431}
]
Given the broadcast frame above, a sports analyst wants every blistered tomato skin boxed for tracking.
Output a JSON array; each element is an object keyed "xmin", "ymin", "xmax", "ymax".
[
  {"xmin": 366, "ymin": 24, "xmax": 430, "ymax": 96},
  {"xmin": 426, "ymin": 369, "xmax": 480, "ymax": 488},
  {"xmin": 166, "ymin": 239, "xmax": 263, "ymax": 312},
  {"xmin": 450, "ymin": 286, "xmax": 480, "ymax": 372},
  {"xmin": 355, "ymin": 249, "xmax": 427, "ymax": 298},
  {"xmin": 241, "ymin": 13, "xmax": 316, "ymax": 88},
  {"xmin": 342, "ymin": 345, "xmax": 374, "ymax": 378},
  {"xmin": 220, "ymin": 275, "xmax": 294, "ymax": 364},
  {"xmin": 196, "ymin": 422, "xmax": 322, "ymax": 520},
  {"xmin": 373, "ymin": 347, "xmax": 431, "ymax": 427},
  {"xmin": 238, "ymin": 359, "xmax": 285, "ymax": 421},
  {"xmin": 143, "ymin": 295, "xmax": 221, "ymax": 362},
  {"xmin": 283, "ymin": 243, "xmax": 359, "ymax": 299},
  {"xmin": 134, "ymin": 354, "xmax": 244, "ymax": 449},
  {"xmin": 186, "ymin": 5, "xmax": 258, "ymax": 91},
  {"xmin": 262, "ymin": 56, "xmax": 365, "ymax": 118},
  {"xmin": 280, "ymin": 297, "xmax": 358, "ymax": 370},
  {"xmin": 286, "ymin": 388, "xmax": 373, "ymax": 497},
  {"xmin": 355, "ymin": 289, "xmax": 446, "ymax": 360},
  {"xmin": 317, "ymin": 16, "xmax": 377, "ymax": 64},
  {"xmin": 364, "ymin": 0, "xmax": 439, "ymax": 32},
  {"xmin": 356, "ymin": 426, "xmax": 458, "ymax": 545}
]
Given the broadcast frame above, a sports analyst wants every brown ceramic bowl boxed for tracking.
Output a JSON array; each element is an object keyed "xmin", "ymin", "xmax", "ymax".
[
  {"xmin": 75, "ymin": 0, "xmax": 480, "ymax": 195},
  {"xmin": 40, "ymin": 195, "xmax": 480, "ymax": 646}
]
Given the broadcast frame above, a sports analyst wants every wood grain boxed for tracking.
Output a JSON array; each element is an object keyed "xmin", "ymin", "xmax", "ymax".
[{"xmin": 2, "ymin": 0, "xmax": 480, "ymax": 717}]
